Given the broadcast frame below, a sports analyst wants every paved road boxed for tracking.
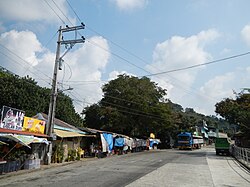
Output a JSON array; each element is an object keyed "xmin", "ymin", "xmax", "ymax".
[
  {"xmin": 127, "ymin": 148, "xmax": 250, "ymax": 187},
  {"xmin": 0, "ymin": 147, "xmax": 249, "ymax": 187}
]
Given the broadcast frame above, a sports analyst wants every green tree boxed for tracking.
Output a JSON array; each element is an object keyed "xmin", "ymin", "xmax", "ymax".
[
  {"xmin": 0, "ymin": 69, "xmax": 83, "ymax": 127},
  {"xmin": 215, "ymin": 90, "xmax": 250, "ymax": 138},
  {"xmin": 84, "ymin": 74, "xmax": 172, "ymax": 137}
]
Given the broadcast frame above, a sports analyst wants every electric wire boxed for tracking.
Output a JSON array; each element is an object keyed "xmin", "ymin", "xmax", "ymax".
[
  {"xmin": 69, "ymin": 91, "xmax": 167, "ymax": 121},
  {"xmin": 46, "ymin": 0, "xmax": 250, "ymax": 115},
  {"xmin": 63, "ymin": 0, "xmax": 222, "ymax": 102},
  {"xmin": 43, "ymin": 0, "xmax": 66, "ymax": 25},
  {"xmin": 143, "ymin": 51, "xmax": 250, "ymax": 77},
  {"xmin": 101, "ymin": 100, "xmax": 164, "ymax": 119},
  {"xmin": 22, "ymin": 31, "xmax": 58, "ymax": 76},
  {"xmin": 0, "ymin": 51, "xmax": 51, "ymax": 86},
  {"xmin": 0, "ymin": 44, "xmax": 52, "ymax": 85},
  {"xmin": 51, "ymin": 0, "xmax": 73, "ymax": 25}
]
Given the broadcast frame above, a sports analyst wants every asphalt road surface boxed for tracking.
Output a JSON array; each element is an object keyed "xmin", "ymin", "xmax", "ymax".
[{"xmin": 0, "ymin": 147, "xmax": 249, "ymax": 187}]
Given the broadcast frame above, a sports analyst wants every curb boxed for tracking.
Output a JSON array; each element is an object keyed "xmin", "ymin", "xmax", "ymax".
[{"xmin": 0, "ymin": 158, "xmax": 96, "ymax": 180}]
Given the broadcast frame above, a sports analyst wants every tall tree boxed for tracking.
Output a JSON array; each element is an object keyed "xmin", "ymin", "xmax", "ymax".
[
  {"xmin": 215, "ymin": 90, "xmax": 250, "ymax": 138},
  {"xmin": 0, "ymin": 69, "xmax": 83, "ymax": 127},
  {"xmin": 84, "ymin": 74, "xmax": 172, "ymax": 137}
]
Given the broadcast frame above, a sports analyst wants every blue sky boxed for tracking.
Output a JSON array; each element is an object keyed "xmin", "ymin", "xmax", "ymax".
[{"xmin": 0, "ymin": 0, "xmax": 250, "ymax": 116}]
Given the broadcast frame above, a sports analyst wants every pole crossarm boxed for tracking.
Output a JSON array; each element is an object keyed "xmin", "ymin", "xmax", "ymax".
[
  {"xmin": 60, "ymin": 25, "xmax": 85, "ymax": 32},
  {"xmin": 61, "ymin": 39, "xmax": 85, "ymax": 45}
]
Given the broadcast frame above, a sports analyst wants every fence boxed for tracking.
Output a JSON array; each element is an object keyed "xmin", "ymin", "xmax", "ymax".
[{"xmin": 231, "ymin": 145, "xmax": 250, "ymax": 169}]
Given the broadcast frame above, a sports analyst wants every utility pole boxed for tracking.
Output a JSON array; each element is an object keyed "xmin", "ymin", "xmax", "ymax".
[{"xmin": 45, "ymin": 24, "xmax": 85, "ymax": 164}]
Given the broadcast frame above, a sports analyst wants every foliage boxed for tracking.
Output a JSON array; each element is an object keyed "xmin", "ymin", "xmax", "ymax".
[
  {"xmin": 84, "ymin": 74, "xmax": 171, "ymax": 137},
  {"xmin": 84, "ymin": 74, "xmax": 231, "ymax": 140},
  {"xmin": 4, "ymin": 149, "xmax": 26, "ymax": 161},
  {"xmin": 215, "ymin": 90, "xmax": 250, "ymax": 138},
  {"xmin": 66, "ymin": 149, "xmax": 77, "ymax": 161},
  {"xmin": 0, "ymin": 68, "xmax": 83, "ymax": 127},
  {"xmin": 52, "ymin": 144, "xmax": 64, "ymax": 163}
]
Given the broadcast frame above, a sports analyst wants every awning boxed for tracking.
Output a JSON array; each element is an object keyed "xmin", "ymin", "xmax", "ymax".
[
  {"xmin": 0, "ymin": 134, "xmax": 31, "ymax": 148},
  {"xmin": 0, "ymin": 134, "xmax": 49, "ymax": 148},
  {"xmin": 54, "ymin": 129, "xmax": 95, "ymax": 138}
]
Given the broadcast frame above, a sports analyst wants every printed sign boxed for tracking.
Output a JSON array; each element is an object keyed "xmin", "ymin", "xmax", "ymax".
[
  {"xmin": 23, "ymin": 117, "xmax": 45, "ymax": 134},
  {"xmin": 0, "ymin": 106, "xmax": 25, "ymax": 131}
]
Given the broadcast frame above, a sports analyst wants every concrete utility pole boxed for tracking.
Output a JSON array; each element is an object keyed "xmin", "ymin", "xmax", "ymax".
[{"xmin": 45, "ymin": 24, "xmax": 85, "ymax": 164}]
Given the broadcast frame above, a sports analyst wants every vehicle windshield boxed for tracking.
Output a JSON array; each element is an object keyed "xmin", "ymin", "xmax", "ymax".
[
  {"xmin": 216, "ymin": 138, "xmax": 229, "ymax": 144},
  {"xmin": 178, "ymin": 136, "xmax": 190, "ymax": 141}
]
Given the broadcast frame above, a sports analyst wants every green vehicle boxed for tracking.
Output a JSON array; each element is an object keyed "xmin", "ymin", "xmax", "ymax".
[{"xmin": 215, "ymin": 137, "xmax": 231, "ymax": 155}]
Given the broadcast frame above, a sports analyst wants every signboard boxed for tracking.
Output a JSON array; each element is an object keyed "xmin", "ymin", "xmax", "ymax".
[
  {"xmin": 0, "ymin": 106, "xmax": 25, "ymax": 131},
  {"xmin": 23, "ymin": 117, "xmax": 45, "ymax": 134}
]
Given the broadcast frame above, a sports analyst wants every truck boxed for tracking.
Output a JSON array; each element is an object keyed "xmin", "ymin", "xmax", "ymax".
[
  {"xmin": 215, "ymin": 133, "xmax": 232, "ymax": 155},
  {"xmin": 177, "ymin": 132, "xmax": 203, "ymax": 150}
]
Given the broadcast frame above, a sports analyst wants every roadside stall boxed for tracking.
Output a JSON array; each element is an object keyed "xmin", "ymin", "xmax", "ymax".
[
  {"xmin": 0, "ymin": 106, "xmax": 48, "ymax": 174},
  {"xmin": 0, "ymin": 133, "xmax": 48, "ymax": 174}
]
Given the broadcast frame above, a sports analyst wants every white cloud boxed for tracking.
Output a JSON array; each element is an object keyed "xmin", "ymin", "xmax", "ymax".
[
  {"xmin": 200, "ymin": 73, "xmax": 235, "ymax": 99},
  {"xmin": 0, "ymin": 30, "xmax": 43, "ymax": 76},
  {"xmin": 0, "ymin": 22, "xmax": 6, "ymax": 33},
  {"xmin": 147, "ymin": 29, "xmax": 220, "ymax": 102},
  {"xmin": 0, "ymin": 30, "xmax": 111, "ymax": 114},
  {"xmin": 198, "ymin": 67, "xmax": 250, "ymax": 114},
  {"xmin": 0, "ymin": 0, "xmax": 73, "ymax": 24},
  {"xmin": 111, "ymin": 0, "xmax": 148, "ymax": 10},
  {"xmin": 62, "ymin": 36, "xmax": 110, "ymax": 112},
  {"xmin": 241, "ymin": 24, "xmax": 250, "ymax": 46}
]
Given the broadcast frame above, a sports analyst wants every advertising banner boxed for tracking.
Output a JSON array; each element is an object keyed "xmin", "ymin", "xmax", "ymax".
[
  {"xmin": 0, "ymin": 106, "xmax": 25, "ymax": 131},
  {"xmin": 22, "ymin": 117, "xmax": 45, "ymax": 134}
]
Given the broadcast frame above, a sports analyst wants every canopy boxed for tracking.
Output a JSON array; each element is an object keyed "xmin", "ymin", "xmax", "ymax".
[
  {"xmin": 54, "ymin": 129, "xmax": 94, "ymax": 138},
  {"xmin": 0, "ymin": 134, "xmax": 49, "ymax": 148}
]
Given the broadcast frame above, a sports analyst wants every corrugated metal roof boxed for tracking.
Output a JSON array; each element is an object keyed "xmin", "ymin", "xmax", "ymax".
[
  {"xmin": 54, "ymin": 129, "xmax": 95, "ymax": 138},
  {"xmin": 33, "ymin": 113, "xmax": 89, "ymax": 135}
]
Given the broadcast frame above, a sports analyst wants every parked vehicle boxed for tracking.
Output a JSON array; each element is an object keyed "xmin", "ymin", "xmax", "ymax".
[
  {"xmin": 215, "ymin": 136, "xmax": 231, "ymax": 155},
  {"xmin": 177, "ymin": 132, "xmax": 203, "ymax": 150}
]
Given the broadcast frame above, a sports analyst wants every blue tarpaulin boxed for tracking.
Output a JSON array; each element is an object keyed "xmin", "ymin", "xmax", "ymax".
[
  {"xmin": 149, "ymin": 139, "xmax": 160, "ymax": 147},
  {"xmin": 114, "ymin": 137, "xmax": 125, "ymax": 147},
  {"xmin": 103, "ymin": 133, "xmax": 113, "ymax": 151}
]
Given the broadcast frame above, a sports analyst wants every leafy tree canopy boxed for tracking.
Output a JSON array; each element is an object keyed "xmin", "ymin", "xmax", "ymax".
[
  {"xmin": 84, "ymin": 74, "xmax": 171, "ymax": 137},
  {"xmin": 0, "ymin": 68, "xmax": 83, "ymax": 127},
  {"xmin": 84, "ymin": 74, "xmax": 231, "ymax": 140},
  {"xmin": 215, "ymin": 90, "xmax": 250, "ymax": 138}
]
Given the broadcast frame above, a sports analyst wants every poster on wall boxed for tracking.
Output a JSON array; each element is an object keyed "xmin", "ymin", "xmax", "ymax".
[
  {"xmin": 0, "ymin": 106, "xmax": 25, "ymax": 131},
  {"xmin": 22, "ymin": 117, "xmax": 45, "ymax": 134}
]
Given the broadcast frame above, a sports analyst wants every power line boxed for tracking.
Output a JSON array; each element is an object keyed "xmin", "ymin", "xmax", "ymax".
[
  {"xmin": 43, "ymin": 0, "xmax": 66, "ymax": 25},
  {"xmin": 66, "ymin": 0, "xmax": 81, "ymax": 22},
  {"xmin": 143, "ymin": 51, "xmax": 250, "ymax": 77},
  {"xmin": 0, "ymin": 51, "xmax": 51, "ymax": 86},
  {"xmin": 70, "ymin": 91, "xmax": 167, "ymax": 121},
  {"xmin": 0, "ymin": 65, "xmax": 50, "ymax": 88},
  {"xmin": 63, "ymin": 0, "xmax": 222, "ymax": 103},
  {"xmin": 0, "ymin": 44, "xmax": 52, "ymax": 84},
  {"xmin": 47, "ymin": 0, "xmax": 247, "ymax": 110},
  {"xmin": 51, "ymin": 0, "xmax": 72, "ymax": 24},
  {"xmin": 101, "ymin": 100, "xmax": 164, "ymax": 119},
  {"xmin": 22, "ymin": 31, "xmax": 58, "ymax": 76}
]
